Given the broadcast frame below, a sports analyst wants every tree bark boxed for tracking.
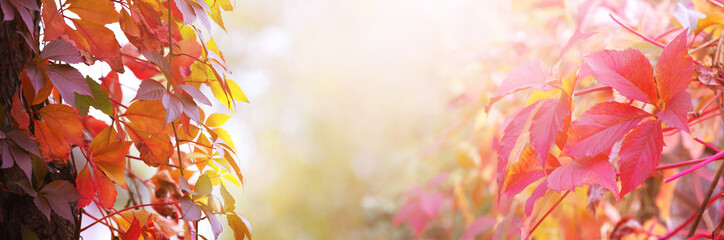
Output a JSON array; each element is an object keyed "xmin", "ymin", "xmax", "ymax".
[{"xmin": 0, "ymin": 4, "xmax": 79, "ymax": 240}]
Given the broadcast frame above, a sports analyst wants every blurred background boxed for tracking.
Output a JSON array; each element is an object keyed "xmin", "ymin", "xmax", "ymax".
[{"xmin": 211, "ymin": 0, "xmax": 512, "ymax": 238}]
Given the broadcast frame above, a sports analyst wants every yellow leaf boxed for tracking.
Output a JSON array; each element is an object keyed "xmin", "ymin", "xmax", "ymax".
[
  {"xmin": 206, "ymin": 113, "xmax": 232, "ymax": 127},
  {"xmin": 90, "ymin": 126, "xmax": 131, "ymax": 187},
  {"xmin": 213, "ymin": 128, "xmax": 235, "ymax": 150}
]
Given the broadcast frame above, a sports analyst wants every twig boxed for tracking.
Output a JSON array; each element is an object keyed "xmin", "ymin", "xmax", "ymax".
[
  {"xmin": 609, "ymin": 14, "xmax": 665, "ymax": 48},
  {"xmin": 526, "ymin": 191, "xmax": 570, "ymax": 239},
  {"xmin": 687, "ymin": 118, "xmax": 724, "ymax": 237}
]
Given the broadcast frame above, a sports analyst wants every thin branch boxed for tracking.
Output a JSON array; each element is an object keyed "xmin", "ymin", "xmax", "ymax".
[
  {"xmin": 687, "ymin": 156, "xmax": 724, "ymax": 236},
  {"xmin": 80, "ymin": 201, "xmax": 179, "ymax": 232},
  {"xmin": 609, "ymin": 14, "xmax": 665, "ymax": 48},
  {"xmin": 526, "ymin": 191, "xmax": 570, "ymax": 239}
]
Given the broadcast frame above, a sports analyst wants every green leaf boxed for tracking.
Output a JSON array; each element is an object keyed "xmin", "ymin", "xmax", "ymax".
[
  {"xmin": 21, "ymin": 224, "xmax": 39, "ymax": 240},
  {"xmin": 75, "ymin": 76, "xmax": 112, "ymax": 117},
  {"xmin": 195, "ymin": 173, "xmax": 213, "ymax": 197},
  {"xmin": 220, "ymin": 183, "xmax": 234, "ymax": 212}
]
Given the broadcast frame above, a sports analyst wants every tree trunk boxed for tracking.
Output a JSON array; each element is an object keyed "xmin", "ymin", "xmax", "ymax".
[{"xmin": 0, "ymin": 4, "xmax": 79, "ymax": 240}]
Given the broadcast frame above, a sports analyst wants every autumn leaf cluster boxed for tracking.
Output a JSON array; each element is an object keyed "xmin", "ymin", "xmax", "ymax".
[{"xmin": 1, "ymin": 0, "xmax": 251, "ymax": 239}]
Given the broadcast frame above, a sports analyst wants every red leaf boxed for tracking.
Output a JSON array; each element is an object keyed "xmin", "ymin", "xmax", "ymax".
[
  {"xmin": 40, "ymin": 39, "xmax": 83, "ymax": 64},
  {"xmin": 44, "ymin": 64, "xmax": 92, "ymax": 108},
  {"xmin": 121, "ymin": 44, "xmax": 161, "ymax": 80},
  {"xmin": 76, "ymin": 165, "xmax": 95, "ymax": 208},
  {"xmin": 656, "ymin": 30, "xmax": 694, "ymax": 106},
  {"xmin": 123, "ymin": 218, "xmax": 142, "ymax": 240},
  {"xmin": 488, "ymin": 61, "xmax": 548, "ymax": 108},
  {"xmin": 657, "ymin": 87, "xmax": 692, "ymax": 133},
  {"xmin": 82, "ymin": 115, "xmax": 109, "ymax": 137},
  {"xmin": 619, "ymin": 120, "xmax": 664, "ymax": 197},
  {"xmin": 547, "ymin": 154, "xmax": 619, "ymax": 200},
  {"xmin": 101, "ymin": 71, "xmax": 123, "ymax": 102},
  {"xmin": 11, "ymin": 93, "xmax": 29, "ymax": 129},
  {"xmin": 564, "ymin": 102, "xmax": 650, "ymax": 158},
  {"xmin": 530, "ymin": 99, "xmax": 567, "ymax": 164},
  {"xmin": 584, "ymin": 49, "xmax": 657, "ymax": 105}
]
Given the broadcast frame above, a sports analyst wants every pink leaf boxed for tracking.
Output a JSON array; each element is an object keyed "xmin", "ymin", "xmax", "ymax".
[
  {"xmin": 40, "ymin": 39, "xmax": 83, "ymax": 63},
  {"xmin": 656, "ymin": 91, "xmax": 691, "ymax": 132},
  {"xmin": 619, "ymin": 120, "xmax": 664, "ymax": 197},
  {"xmin": 37, "ymin": 180, "xmax": 82, "ymax": 222},
  {"xmin": 564, "ymin": 101, "xmax": 650, "ymax": 158},
  {"xmin": 530, "ymin": 99, "xmax": 567, "ymax": 165},
  {"xmin": 178, "ymin": 94, "xmax": 201, "ymax": 123},
  {"xmin": 201, "ymin": 205, "xmax": 223, "ymax": 239},
  {"xmin": 488, "ymin": 61, "xmax": 549, "ymax": 108},
  {"xmin": 547, "ymin": 154, "xmax": 619, "ymax": 199},
  {"xmin": 525, "ymin": 182, "xmax": 548, "ymax": 216},
  {"xmin": 180, "ymin": 195, "xmax": 202, "ymax": 221},
  {"xmin": 497, "ymin": 103, "xmax": 538, "ymax": 192},
  {"xmin": 176, "ymin": 84, "xmax": 212, "ymax": 105},
  {"xmin": 133, "ymin": 79, "xmax": 166, "ymax": 101},
  {"xmin": 584, "ymin": 49, "xmax": 657, "ymax": 104},
  {"xmin": 25, "ymin": 64, "xmax": 45, "ymax": 93},
  {"xmin": 461, "ymin": 216, "xmax": 496, "ymax": 240},
  {"xmin": 162, "ymin": 93, "xmax": 183, "ymax": 124},
  {"xmin": 656, "ymin": 30, "xmax": 694, "ymax": 105},
  {"xmin": 419, "ymin": 192, "xmax": 444, "ymax": 218},
  {"xmin": 45, "ymin": 64, "xmax": 92, "ymax": 108}
]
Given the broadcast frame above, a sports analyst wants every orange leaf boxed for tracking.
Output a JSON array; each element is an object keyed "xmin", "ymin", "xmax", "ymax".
[
  {"xmin": 134, "ymin": 133, "xmax": 173, "ymax": 167},
  {"xmin": 67, "ymin": 0, "xmax": 120, "ymax": 25},
  {"xmin": 70, "ymin": 19, "xmax": 124, "ymax": 72},
  {"xmin": 38, "ymin": 104, "xmax": 84, "ymax": 146},
  {"xmin": 90, "ymin": 126, "xmax": 131, "ymax": 187},
  {"xmin": 94, "ymin": 165, "xmax": 118, "ymax": 208},
  {"xmin": 10, "ymin": 93, "xmax": 29, "ymax": 129},
  {"xmin": 34, "ymin": 120, "xmax": 70, "ymax": 161},
  {"xmin": 123, "ymin": 100, "xmax": 167, "ymax": 134},
  {"xmin": 40, "ymin": 0, "xmax": 67, "ymax": 41}
]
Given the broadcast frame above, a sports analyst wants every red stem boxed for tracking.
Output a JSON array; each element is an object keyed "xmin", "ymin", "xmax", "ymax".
[
  {"xmin": 526, "ymin": 191, "xmax": 570, "ymax": 239},
  {"xmin": 666, "ymin": 150, "xmax": 724, "ymax": 182},
  {"xmin": 609, "ymin": 14, "xmax": 665, "ymax": 48},
  {"xmin": 109, "ymin": 97, "xmax": 128, "ymax": 109},
  {"xmin": 80, "ymin": 201, "xmax": 179, "ymax": 232}
]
